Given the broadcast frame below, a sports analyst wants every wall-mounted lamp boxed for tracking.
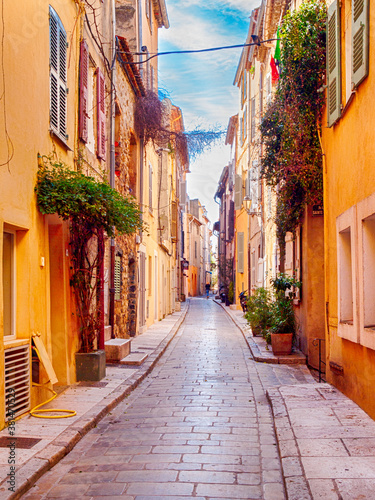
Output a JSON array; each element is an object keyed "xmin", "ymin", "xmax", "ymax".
[{"xmin": 243, "ymin": 195, "xmax": 259, "ymax": 216}]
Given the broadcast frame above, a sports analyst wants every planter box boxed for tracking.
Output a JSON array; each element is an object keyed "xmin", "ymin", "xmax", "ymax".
[
  {"xmin": 271, "ymin": 333, "xmax": 293, "ymax": 356},
  {"xmin": 75, "ymin": 350, "xmax": 106, "ymax": 382}
]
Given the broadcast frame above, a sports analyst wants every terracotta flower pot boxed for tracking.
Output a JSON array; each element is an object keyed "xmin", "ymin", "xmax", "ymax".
[{"xmin": 271, "ymin": 333, "xmax": 293, "ymax": 355}]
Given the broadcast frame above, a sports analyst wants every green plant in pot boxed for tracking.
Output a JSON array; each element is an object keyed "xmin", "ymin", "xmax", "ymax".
[
  {"xmin": 269, "ymin": 273, "xmax": 301, "ymax": 355},
  {"xmin": 35, "ymin": 156, "xmax": 143, "ymax": 380},
  {"xmin": 245, "ymin": 287, "xmax": 272, "ymax": 338}
]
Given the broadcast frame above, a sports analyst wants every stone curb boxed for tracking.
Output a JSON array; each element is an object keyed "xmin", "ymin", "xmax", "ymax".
[
  {"xmin": 213, "ymin": 299, "xmax": 306, "ymax": 365},
  {"xmin": 3, "ymin": 302, "xmax": 190, "ymax": 500},
  {"xmin": 266, "ymin": 386, "xmax": 312, "ymax": 500}
]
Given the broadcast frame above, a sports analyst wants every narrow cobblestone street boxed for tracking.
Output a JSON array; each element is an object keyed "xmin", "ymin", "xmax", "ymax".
[{"xmin": 21, "ymin": 298, "xmax": 314, "ymax": 499}]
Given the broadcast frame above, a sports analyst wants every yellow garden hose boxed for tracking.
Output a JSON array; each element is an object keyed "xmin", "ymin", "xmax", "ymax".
[{"xmin": 30, "ymin": 346, "xmax": 76, "ymax": 419}]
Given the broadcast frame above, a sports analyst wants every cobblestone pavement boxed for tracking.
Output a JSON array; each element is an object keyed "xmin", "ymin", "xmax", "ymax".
[{"xmin": 22, "ymin": 298, "xmax": 314, "ymax": 500}]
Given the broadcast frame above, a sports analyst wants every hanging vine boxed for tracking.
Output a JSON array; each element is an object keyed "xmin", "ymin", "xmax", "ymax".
[
  {"xmin": 134, "ymin": 91, "xmax": 224, "ymax": 162},
  {"xmin": 35, "ymin": 155, "xmax": 143, "ymax": 353},
  {"xmin": 260, "ymin": 0, "xmax": 327, "ymax": 241}
]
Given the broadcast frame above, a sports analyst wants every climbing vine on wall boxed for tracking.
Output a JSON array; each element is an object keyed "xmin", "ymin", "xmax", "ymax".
[
  {"xmin": 260, "ymin": 0, "xmax": 327, "ymax": 241},
  {"xmin": 35, "ymin": 155, "xmax": 143, "ymax": 353}
]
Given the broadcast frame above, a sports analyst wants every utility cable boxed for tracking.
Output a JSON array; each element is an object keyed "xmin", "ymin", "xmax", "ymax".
[{"xmin": 118, "ymin": 38, "xmax": 279, "ymax": 65}]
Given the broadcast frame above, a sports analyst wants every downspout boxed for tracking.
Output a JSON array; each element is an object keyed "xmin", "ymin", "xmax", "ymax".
[
  {"xmin": 138, "ymin": 0, "xmax": 144, "ymax": 239},
  {"xmin": 109, "ymin": 0, "xmax": 116, "ymax": 340}
]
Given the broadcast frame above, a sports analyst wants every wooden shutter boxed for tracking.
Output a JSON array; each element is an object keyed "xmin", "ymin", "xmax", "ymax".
[
  {"xmin": 327, "ymin": 0, "xmax": 341, "ymax": 127},
  {"xmin": 49, "ymin": 7, "xmax": 67, "ymax": 140},
  {"xmin": 234, "ymin": 174, "xmax": 243, "ymax": 210},
  {"xmin": 237, "ymin": 232, "xmax": 244, "ymax": 274},
  {"xmin": 228, "ymin": 200, "xmax": 234, "ymax": 241},
  {"xmin": 79, "ymin": 39, "xmax": 89, "ymax": 142},
  {"xmin": 149, "ymin": 164, "xmax": 152, "ymax": 211},
  {"xmin": 250, "ymin": 161, "xmax": 259, "ymax": 211},
  {"xmin": 352, "ymin": 0, "xmax": 369, "ymax": 87},
  {"xmin": 171, "ymin": 201, "xmax": 178, "ymax": 241},
  {"xmin": 96, "ymin": 68, "xmax": 106, "ymax": 159},
  {"xmin": 180, "ymin": 180, "xmax": 186, "ymax": 206},
  {"xmin": 114, "ymin": 255, "xmax": 121, "ymax": 301}
]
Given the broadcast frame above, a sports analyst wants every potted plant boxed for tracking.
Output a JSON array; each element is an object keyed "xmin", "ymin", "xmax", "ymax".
[
  {"xmin": 245, "ymin": 287, "xmax": 272, "ymax": 337},
  {"xmin": 269, "ymin": 273, "xmax": 301, "ymax": 355},
  {"xmin": 36, "ymin": 156, "xmax": 143, "ymax": 381}
]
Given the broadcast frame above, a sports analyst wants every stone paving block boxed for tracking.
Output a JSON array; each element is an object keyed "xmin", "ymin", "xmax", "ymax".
[
  {"xmin": 302, "ymin": 456, "xmax": 375, "ymax": 479},
  {"xmin": 308, "ymin": 478, "xmax": 339, "ymax": 499},
  {"xmin": 45, "ymin": 483, "xmax": 90, "ymax": 497},
  {"xmin": 59, "ymin": 470, "xmax": 117, "ymax": 484},
  {"xmin": 86, "ymin": 481, "xmax": 127, "ymax": 496},
  {"xmin": 196, "ymin": 482, "xmax": 262, "ymax": 498},
  {"xmin": 342, "ymin": 437, "xmax": 375, "ymax": 456},
  {"xmin": 285, "ymin": 476, "xmax": 312, "ymax": 500},
  {"xmin": 116, "ymin": 469, "xmax": 177, "ymax": 482},
  {"xmin": 178, "ymin": 470, "xmax": 236, "ymax": 483},
  {"xmin": 336, "ymin": 478, "xmax": 375, "ymax": 499},
  {"xmin": 126, "ymin": 481, "xmax": 194, "ymax": 496},
  {"xmin": 297, "ymin": 438, "xmax": 348, "ymax": 457},
  {"xmin": 278, "ymin": 439, "xmax": 299, "ymax": 458},
  {"xmin": 281, "ymin": 456, "xmax": 303, "ymax": 477},
  {"xmin": 263, "ymin": 481, "xmax": 287, "ymax": 500}
]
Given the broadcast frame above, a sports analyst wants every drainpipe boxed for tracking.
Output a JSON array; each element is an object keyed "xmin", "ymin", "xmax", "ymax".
[{"xmin": 109, "ymin": 0, "xmax": 116, "ymax": 340}]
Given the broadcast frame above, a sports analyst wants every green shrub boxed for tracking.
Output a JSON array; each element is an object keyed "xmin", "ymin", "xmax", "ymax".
[{"xmin": 245, "ymin": 287, "xmax": 272, "ymax": 338}]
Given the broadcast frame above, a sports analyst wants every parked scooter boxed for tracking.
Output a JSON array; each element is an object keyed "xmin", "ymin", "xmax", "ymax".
[{"xmin": 239, "ymin": 291, "xmax": 248, "ymax": 312}]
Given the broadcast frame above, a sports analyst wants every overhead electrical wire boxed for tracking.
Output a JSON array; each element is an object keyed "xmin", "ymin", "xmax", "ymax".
[{"xmin": 118, "ymin": 38, "xmax": 279, "ymax": 65}]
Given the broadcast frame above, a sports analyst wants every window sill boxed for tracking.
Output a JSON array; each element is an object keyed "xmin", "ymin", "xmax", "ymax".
[
  {"xmin": 4, "ymin": 338, "xmax": 30, "ymax": 349},
  {"xmin": 50, "ymin": 129, "xmax": 72, "ymax": 151}
]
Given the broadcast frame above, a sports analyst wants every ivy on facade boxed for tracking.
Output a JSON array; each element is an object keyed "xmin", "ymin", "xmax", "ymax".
[
  {"xmin": 260, "ymin": 0, "xmax": 327, "ymax": 241},
  {"xmin": 35, "ymin": 155, "xmax": 143, "ymax": 353}
]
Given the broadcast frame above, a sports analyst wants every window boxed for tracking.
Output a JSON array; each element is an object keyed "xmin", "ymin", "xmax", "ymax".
[
  {"xmin": 336, "ymin": 206, "xmax": 358, "ymax": 343},
  {"xmin": 3, "ymin": 231, "xmax": 15, "ymax": 337},
  {"xmin": 326, "ymin": 0, "xmax": 341, "ymax": 127},
  {"xmin": 49, "ymin": 7, "xmax": 68, "ymax": 141},
  {"xmin": 148, "ymin": 256, "xmax": 152, "ymax": 296},
  {"xmin": 234, "ymin": 174, "xmax": 243, "ymax": 210},
  {"xmin": 96, "ymin": 68, "xmax": 106, "ymax": 159},
  {"xmin": 351, "ymin": 0, "xmax": 369, "ymax": 88},
  {"xmin": 79, "ymin": 39, "xmax": 89, "ymax": 143},
  {"xmin": 149, "ymin": 163, "xmax": 153, "ymax": 213},
  {"xmin": 195, "ymin": 241, "xmax": 197, "ymax": 259},
  {"xmin": 250, "ymin": 98, "xmax": 256, "ymax": 141},
  {"xmin": 114, "ymin": 254, "xmax": 122, "ymax": 301},
  {"xmin": 237, "ymin": 232, "xmax": 244, "ymax": 274}
]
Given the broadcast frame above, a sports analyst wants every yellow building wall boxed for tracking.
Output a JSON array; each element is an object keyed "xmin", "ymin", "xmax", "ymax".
[
  {"xmin": 0, "ymin": 0, "xmax": 83, "ymax": 429},
  {"xmin": 322, "ymin": 2, "xmax": 375, "ymax": 417}
]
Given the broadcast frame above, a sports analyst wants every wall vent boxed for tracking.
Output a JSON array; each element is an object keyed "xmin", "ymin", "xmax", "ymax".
[{"xmin": 4, "ymin": 345, "xmax": 30, "ymax": 421}]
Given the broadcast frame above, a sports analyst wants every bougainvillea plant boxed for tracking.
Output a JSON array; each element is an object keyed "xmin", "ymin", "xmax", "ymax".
[
  {"xmin": 260, "ymin": 0, "xmax": 327, "ymax": 243},
  {"xmin": 35, "ymin": 155, "xmax": 143, "ymax": 353}
]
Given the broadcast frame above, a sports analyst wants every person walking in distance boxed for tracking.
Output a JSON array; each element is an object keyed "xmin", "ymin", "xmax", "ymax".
[{"xmin": 205, "ymin": 282, "xmax": 210, "ymax": 299}]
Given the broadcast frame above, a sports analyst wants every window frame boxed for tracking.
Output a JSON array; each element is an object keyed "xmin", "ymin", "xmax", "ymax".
[
  {"xmin": 49, "ymin": 6, "xmax": 68, "ymax": 143},
  {"xmin": 3, "ymin": 229, "xmax": 17, "ymax": 340}
]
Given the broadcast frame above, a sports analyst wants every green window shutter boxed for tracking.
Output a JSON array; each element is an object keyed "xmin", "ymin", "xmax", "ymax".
[
  {"xmin": 237, "ymin": 232, "xmax": 244, "ymax": 274},
  {"xmin": 234, "ymin": 174, "xmax": 243, "ymax": 210},
  {"xmin": 352, "ymin": 0, "xmax": 369, "ymax": 87},
  {"xmin": 327, "ymin": 0, "xmax": 341, "ymax": 127},
  {"xmin": 114, "ymin": 255, "xmax": 122, "ymax": 301}
]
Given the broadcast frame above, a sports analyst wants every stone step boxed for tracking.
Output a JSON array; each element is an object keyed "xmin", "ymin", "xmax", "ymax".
[
  {"xmin": 105, "ymin": 338, "xmax": 131, "ymax": 362},
  {"xmin": 119, "ymin": 351, "xmax": 148, "ymax": 366},
  {"xmin": 104, "ymin": 325, "xmax": 112, "ymax": 342}
]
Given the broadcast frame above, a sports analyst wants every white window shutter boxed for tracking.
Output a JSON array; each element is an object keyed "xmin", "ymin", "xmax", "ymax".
[
  {"xmin": 327, "ymin": 0, "xmax": 341, "ymax": 127},
  {"xmin": 352, "ymin": 0, "xmax": 369, "ymax": 87},
  {"xmin": 180, "ymin": 180, "xmax": 186, "ymax": 206},
  {"xmin": 250, "ymin": 161, "xmax": 259, "ymax": 211},
  {"xmin": 234, "ymin": 174, "xmax": 243, "ymax": 210},
  {"xmin": 237, "ymin": 232, "xmax": 244, "ymax": 274}
]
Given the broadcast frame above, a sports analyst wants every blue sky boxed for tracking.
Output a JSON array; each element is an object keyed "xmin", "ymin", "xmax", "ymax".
[{"xmin": 159, "ymin": 0, "xmax": 258, "ymax": 224}]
